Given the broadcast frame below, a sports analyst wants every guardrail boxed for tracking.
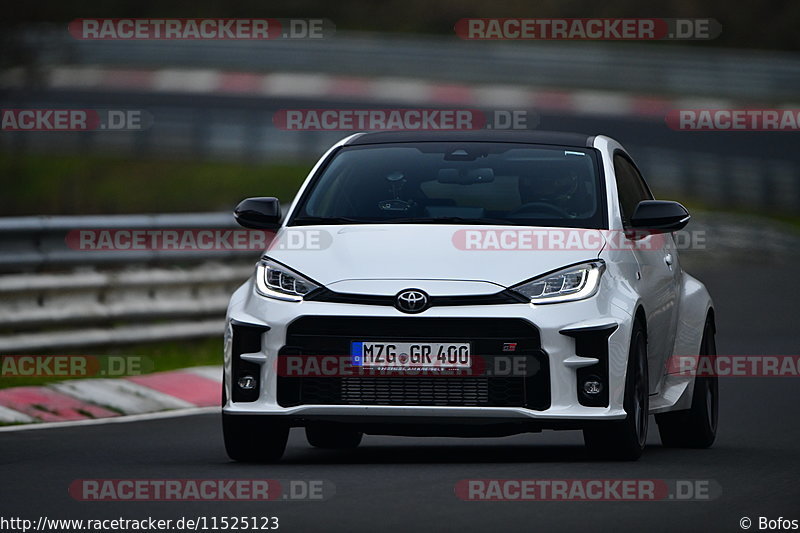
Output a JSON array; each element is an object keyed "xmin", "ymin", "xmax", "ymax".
[
  {"xmin": 0, "ymin": 212, "xmax": 262, "ymax": 352},
  {"xmin": 10, "ymin": 27, "xmax": 800, "ymax": 102},
  {"xmin": 0, "ymin": 263, "xmax": 251, "ymax": 352},
  {"xmin": 1, "ymin": 210, "xmax": 799, "ymax": 353},
  {"xmin": 0, "ymin": 212, "xmax": 254, "ymax": 271}
]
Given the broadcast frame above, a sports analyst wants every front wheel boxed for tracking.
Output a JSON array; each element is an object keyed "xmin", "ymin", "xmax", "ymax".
[
  {"xmin": 223, "ymin": 414, "xmax": 288, "ymax": 462},
  {"xmin": 583, "ymin": 320, "xmax": 649, "ymax": 461},
  {"xmin": 655, "ymin": 316, "xmax": 718, "ymax": 448}
]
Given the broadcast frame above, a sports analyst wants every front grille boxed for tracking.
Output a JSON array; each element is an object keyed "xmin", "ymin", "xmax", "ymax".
[
  {"xmin": 294, "ymin": 376, "xmax": 525, "ymax": 407},
  {"xmin": 277, "ymin": 317, "xmax": 549, "ymax": 410},
  {"xmin": 342, "ymin": 377, "xmax": 490, "ymax": 405}
]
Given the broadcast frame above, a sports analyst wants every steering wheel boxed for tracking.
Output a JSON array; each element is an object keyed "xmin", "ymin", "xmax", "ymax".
[{"xmin": 508, "ymin": 202, "xmax": 571, "ymax": 218}]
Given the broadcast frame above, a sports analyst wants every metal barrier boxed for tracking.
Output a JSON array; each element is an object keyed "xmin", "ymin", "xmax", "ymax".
[
  {"xmin": 0, "ymin": 263, "xmax": 252, "ymax": 352},
  {"xmin": 11, "ymin": 27, "xmax": 800, "ymax": 101},
  {"xmin": 0, "ymin": 212, "xmax": 254, "ymax": 271},
  {"xmin": 1, "ymin": 210, "xmax": 799, "ymax": 352},
  {"xmin": 0, "ymin": 212, "xmax": 262, "ymax": 352}
]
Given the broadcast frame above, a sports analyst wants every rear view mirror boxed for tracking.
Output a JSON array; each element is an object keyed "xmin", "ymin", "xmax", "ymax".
[
  {"xmin": 629, "ymin": 200, "xmax": 690, "ymax": 233},
  {"xmin": 234, "ymin": 197, "xmax": 281, "ymax": 229}
]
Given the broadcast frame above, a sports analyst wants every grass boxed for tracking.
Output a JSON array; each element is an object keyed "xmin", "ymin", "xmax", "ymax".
[
  {"xmin": 0, "ymin": 337, "xmax": 222, "ymax": 390},
  {"xmin": 0, "ymin": 152, "xmax": 314, "ymax": 215},
  {"xmin": 679, "ymin": 199, "xmax": 800, "ymax": 233}
]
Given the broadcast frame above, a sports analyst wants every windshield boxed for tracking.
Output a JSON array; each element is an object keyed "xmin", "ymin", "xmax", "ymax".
[{"xmin": 290, "ymin": 142, "xmax": 606, "ymax": 228}]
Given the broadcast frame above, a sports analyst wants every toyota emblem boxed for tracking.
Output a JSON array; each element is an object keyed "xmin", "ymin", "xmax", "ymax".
[{"xmin": 395, "ymin": 289, "xmax": 429, "ymax": 313}]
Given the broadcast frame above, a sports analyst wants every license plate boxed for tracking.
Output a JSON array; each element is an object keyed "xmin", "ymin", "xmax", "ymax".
[{"xmin": 351, "ymin": 341, "xmax": 471, "ymax": 369}]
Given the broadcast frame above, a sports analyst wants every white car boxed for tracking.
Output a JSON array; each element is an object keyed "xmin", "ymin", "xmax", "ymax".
[{"xmin": 222, "ymin": 131, "xmax": 717, "ymax": 462}]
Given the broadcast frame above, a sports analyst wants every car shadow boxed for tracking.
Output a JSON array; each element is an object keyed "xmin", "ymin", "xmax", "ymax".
[{"xmin": 283, "ymin": 442, "xmax": 593, "ymax": 464}]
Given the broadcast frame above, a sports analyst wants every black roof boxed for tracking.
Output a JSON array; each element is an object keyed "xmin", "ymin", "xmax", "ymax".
[{"xmin": 344, "ymin": 130, "xmax": 594, "ymax": 147}]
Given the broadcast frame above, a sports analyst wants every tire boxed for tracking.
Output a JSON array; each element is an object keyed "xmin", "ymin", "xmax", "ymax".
[
  {"xmin": 655, "ymin": 316, "xmax": 718, "ymax": 448},
  {"xmin": 306, "ymin": 424, "xmax": 363, "ymax": 449},
  {"xmin": 223, "ymin": 414, "xmax": 288, "ymax": 462},
  {"xmin": 583, "ymin": 320, "xmax": 649, "ymax": 461}
]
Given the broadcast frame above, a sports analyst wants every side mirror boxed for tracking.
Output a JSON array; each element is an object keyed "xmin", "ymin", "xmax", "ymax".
[
  {"xmin": 629, "ymin": 200, "xmax": 690, "ymax": 233},
  {"xmin": 234, "ymin": 197, "xmax": 281, "ymax": 229}
]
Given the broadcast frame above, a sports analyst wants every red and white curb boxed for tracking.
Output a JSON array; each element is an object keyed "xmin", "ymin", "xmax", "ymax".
[
  {"xmin": 0, "ymin": 365, "xmax": 221, "ymax": 427},
  {"xmin": 0, "ymin": 66, "xmax": 747, "ymax": 119}
]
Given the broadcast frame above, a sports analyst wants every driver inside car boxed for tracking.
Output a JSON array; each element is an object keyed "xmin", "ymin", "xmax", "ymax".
[{"xmin": 516, "ymin": 168, "xmax": 592, "ymax": 218}]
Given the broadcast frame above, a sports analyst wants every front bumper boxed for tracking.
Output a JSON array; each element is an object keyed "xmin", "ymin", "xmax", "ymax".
[{"xmin": 223, "ymin": 279, "xmax": 635, "ymax": 426}]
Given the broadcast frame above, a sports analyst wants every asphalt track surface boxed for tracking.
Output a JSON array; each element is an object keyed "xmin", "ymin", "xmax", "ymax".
[{"xmin": 1, "ymin": 254, "xmax": 799, "ymax": 533}]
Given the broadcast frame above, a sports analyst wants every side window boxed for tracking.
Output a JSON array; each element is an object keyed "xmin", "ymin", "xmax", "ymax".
[{"xmin": 613, "ymin": 154, "xmax": 653, "ymax": 224}]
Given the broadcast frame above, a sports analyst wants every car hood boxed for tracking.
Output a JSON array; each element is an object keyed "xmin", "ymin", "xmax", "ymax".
[{"xmin": 266, "ymin": 224, "xmax": 606, "ymax": 289}]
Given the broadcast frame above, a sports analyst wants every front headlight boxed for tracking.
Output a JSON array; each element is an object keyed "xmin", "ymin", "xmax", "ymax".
[
  {"xmin": 255, "ymin": 259, "xmax": 321, "ymax": 301},
  {"xmin": 511, "ymin": 260, "xmax": 605, "ymax": 304}
]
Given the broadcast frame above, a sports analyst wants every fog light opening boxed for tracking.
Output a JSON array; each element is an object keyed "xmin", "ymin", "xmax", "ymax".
[{"xmin": 237, "ymin": 375, "xmax": 257, "ymax": 390}]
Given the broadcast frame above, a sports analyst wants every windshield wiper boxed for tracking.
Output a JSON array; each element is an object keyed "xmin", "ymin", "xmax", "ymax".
[
  {"xmin": 385, "ymin": 217, "xmax": 521, "ymax": 225},
  {"xmin": 291, "ymin": 216, "xmax": 369, "ymax": 226}
]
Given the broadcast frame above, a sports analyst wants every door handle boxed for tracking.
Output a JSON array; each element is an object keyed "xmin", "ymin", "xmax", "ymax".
[{"xmin": 664, "ymin": 253, "xmax": 674, "ymax": 266}]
